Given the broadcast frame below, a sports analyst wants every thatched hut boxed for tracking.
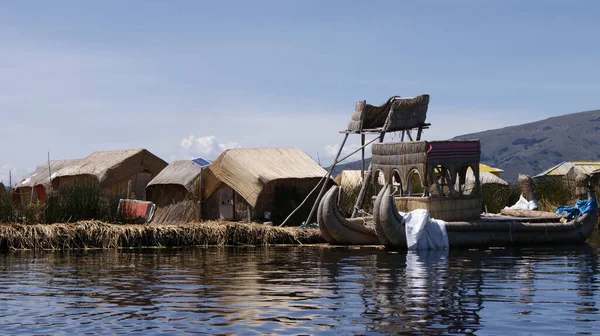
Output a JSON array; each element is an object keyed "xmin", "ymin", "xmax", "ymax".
[
  {"xmin": 51, "ymin": 149, "xmax": 167, "ymax": 200},
  {"xmin": 145, "ymin": 160, "xmax": 206, "ymax": 224},
  {"xmin": 146, "ymin": 160, "xmax": 205, "ymax": 206},
  {"xmin": 334, "ymin": 170, "xmax": 364, "ymax": 190},
  {"xmin": 202, "ymin": 148, "xmax": 329, "ymax": 224},
  {"xmin": 13, "ymin": 159, "xmax": 80, "ymax": 203},
  {"xmin": 462, "ymin": 170, "xmax": 509, "ymax": 195},
  {"xmin": 563, "ymin": 164, "xmax": 600, "ymax": 188},
  {"xmin": 535, "ymin": 161, "xmax": 600, "ymax": 182}
]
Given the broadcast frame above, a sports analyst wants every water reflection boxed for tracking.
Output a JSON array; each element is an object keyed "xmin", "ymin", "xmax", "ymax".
[{"xmin": 0, "ymin": 244, "xmax": 598, "ymax": 335}]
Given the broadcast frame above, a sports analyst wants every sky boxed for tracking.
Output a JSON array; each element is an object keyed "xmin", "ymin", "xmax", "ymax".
[{"xmin": 1, "ymin": 0, "xmax": 600, "ymax": 184}]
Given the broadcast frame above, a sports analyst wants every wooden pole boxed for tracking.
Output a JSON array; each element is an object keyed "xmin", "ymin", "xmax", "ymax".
[
  {"xmin": 127, "ymin": 180, "xmax": 132, "ymax": 199},
  {"xmin": 361, "ymin": 134, "xmax": 365, "ymax": 179},
  {"xmin": 281, "ymin": 133, "xmax": 381, "ymax": 227},
  {"xmin": 351, "ymin": 132, "xmax": 386, "ymax": 218},
  {"xmin": 198, "ymin": 172, "xmax": 203, "ymax": 222},
  {"xmin": 303, "ymin": 133, "xmax": 349, "ymax": 225},
  {"xmin": 47, "ymin": 151, "xmax": 52, "ymax": 193},
  {"xmin": 416, "ymin": 126, "xmax": 424, "ymax": 141}
]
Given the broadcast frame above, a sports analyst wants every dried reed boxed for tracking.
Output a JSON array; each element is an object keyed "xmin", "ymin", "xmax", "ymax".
[{"xmin": 0, "ymin": 221, "xmax": 325, "ymax": 250}]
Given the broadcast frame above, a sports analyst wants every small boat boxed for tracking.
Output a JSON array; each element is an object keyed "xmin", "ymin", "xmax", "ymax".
[
  {"xmin": 375, "ymin": 183, "xmax": 597, "ymax": 248},
  {"xmin": 317, "ymin": 185, "xmax": 380, "ymax": 245},
  {"xmin": 372, "ymin": 140, "xmax": 598, "ymax": 249}
]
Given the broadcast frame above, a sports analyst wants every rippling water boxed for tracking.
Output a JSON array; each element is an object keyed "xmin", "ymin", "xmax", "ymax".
[{"xmin": 1, "ymin": 240, "xmax": 599, "ymax": 335}]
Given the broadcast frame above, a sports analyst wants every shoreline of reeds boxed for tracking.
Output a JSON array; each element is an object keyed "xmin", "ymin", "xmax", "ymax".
[{"xmin": 0, "ymin": 221, "xmax": 326, "ymax": 250}]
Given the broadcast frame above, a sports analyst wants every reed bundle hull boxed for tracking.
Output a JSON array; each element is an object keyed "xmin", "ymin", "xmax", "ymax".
[
  {"xmin": 374, "ymin": 184, "xmax": 597, "ymax": 249},
  {"xmin": 317, "ymin": 186, "xmax": 380, "ymax": 245}
]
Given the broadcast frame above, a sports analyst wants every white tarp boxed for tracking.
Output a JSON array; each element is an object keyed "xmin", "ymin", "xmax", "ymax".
[
  {"xmin": 402, "ymin": 209, "xmax": 449, "ymax": 250},
  {"xmin": 506, "ymin": 195, "xmax": 539, "ymax": 211}
]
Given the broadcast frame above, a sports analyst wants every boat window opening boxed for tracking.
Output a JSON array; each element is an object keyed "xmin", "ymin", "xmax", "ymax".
[
  {"xmin": 374, "ymin": 170, "xmax": 385, "ymax": 194},
  {"xmin": 455, "ymin": 166, "xmax": 475, "ymax": 196},
  {"xmin": 432, "ymin": 165, "xmax": 454, "ymax": 197},
  {"xmin": 407, "ymin": 169, "xmax": 425, "ymax": 197},
  {"xmin": 392, "ymin": 170, "xmax": 402, "ymax": 196}
]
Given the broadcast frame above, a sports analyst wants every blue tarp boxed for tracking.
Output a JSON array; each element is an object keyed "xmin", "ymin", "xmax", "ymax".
[{"xmin": 555, "ymin": 199, "xmax": 598, "ymax": 221}]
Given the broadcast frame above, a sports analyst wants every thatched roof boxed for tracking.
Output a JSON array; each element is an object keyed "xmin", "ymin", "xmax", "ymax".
[
  {"xmin": 53, "ymin": 149, "xmax": 167, "ymax": 186},
  {"xmin": 15, "ymin": 159, "xmax": 81, "ymax": 189},
  {"xmin": 461, "ymin": 170, "xmax": 508, "ymax": 194},
  {"xmin": 347, "ymin": 94, "xmax": 430, "ymax": 132},
  {"xmin": 334, "ymin": 170, "xmax": 364, "ymax": 188},
  {"xmin": 204, "ymin": 148, "xmax": 327, "ymax": 207},
  {"xmin": 146, "ymin": 160, "xmax": 204, "ymax": 193},
  {"xmin": 479, "ymin": 163, "xmax": 504, "ymax": 175},
  {"xmin": 535, "ymin": 161, "xmax": 600, "ymax": 178}
]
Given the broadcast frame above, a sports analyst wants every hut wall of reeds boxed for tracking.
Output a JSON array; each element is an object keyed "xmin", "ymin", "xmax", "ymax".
[
  {"xmin": 51, "ymin": 149, "xmax": 167, "ymax": 200},
  {"xmin": 13, "ymin": 159, "xmax": 81, "ymax": 204},
  {"xmin": 145, "ymin": 160, "xmax": 205, "ymax": 224},
  {"xmin": 334, "ymin": 170, "xmax": 364, "ymax": 190},
  {"xmin": 202, "ymin": 148, "xmax": 329, "ymax": 224},
  {"xmin": 146, "ymin": 160, "xmax": 205, "ymax": 206}
]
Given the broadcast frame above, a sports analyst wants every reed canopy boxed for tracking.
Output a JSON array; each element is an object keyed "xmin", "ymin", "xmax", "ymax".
[{"xmin": 347, "ymin": 94, "xmax": 430, "ymax": 132}]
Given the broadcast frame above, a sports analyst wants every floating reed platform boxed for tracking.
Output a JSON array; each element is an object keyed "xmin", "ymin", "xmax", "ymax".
[{"xmin": 0, "ymin": 221, "xmax": 325, "ymax": 250}]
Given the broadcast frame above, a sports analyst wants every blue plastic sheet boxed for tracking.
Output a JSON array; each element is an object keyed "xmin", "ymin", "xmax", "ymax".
[{"xmin": 555, "ymin": 199, "xmax": 598, "ymax": 221}]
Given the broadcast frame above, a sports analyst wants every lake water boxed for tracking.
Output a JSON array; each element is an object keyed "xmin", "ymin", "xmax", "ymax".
[{"xmin": 1, "ymin": 239, "xmax": 599, "ymax": 335}]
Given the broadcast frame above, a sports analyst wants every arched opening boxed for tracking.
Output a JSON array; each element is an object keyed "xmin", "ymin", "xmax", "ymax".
[
  {"xmin": 373, "ymin": 169, "xmax": 386, "ymax": 194},
  {"xmin": 456, "ymin": 165, "xmax": 477, "ymax": 196},
  {"xmin": 407, "ymin": 169, "xmax": 425, "ymax": 197},
  {"xmin": 431, "ymin": 165, "xmax": 454, "ymax": 197},
  {"xmin": 392, "ymin": 170, "xmax": 403, "ymax": 196}
]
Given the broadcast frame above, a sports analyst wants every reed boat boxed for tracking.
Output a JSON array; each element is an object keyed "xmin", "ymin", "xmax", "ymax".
[
  {"xmin": 317, "ymin": 185, "xmax": 380, "ymax": 245},
  {"xmin": 308, "ymin": 94, "xmax": 596, "ymax": 248},
  {"xmin": 374, "ymin": 183, "xmax": 597, "ymax": 249},
  {"xmin": 371, "ymin": 141, "xmax": 598, "ymax": 249}
]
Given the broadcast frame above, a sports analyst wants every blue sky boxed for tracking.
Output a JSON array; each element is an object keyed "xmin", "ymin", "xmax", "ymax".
[{"xmin": 1, "ymin": 0, "xmax": 599, "ymax": 183}]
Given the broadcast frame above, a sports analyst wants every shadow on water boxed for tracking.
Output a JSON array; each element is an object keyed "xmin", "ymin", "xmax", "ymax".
[{"xmin": 0, "ymin": 243, "xmax": 598, "ymax": 334}]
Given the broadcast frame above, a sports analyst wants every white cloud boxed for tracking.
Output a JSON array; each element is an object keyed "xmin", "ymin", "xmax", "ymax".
[
  {"xmin": 180, "ymin": 136, "xmax": 195, "ymax": 150},
  {"xmin": 193, "ymin": 135, "xmax": 217, "ymax": 156},
  {"xmin": 180, "ymin": 135, "xmax": 241, "ymax": 158},
  {"xmin": 324, "ymin": 143, "xmax": 369, "ymax": 162},
  {"xmin": 218, "ymin": 141, "xmax": 241, "ymax": 151}
]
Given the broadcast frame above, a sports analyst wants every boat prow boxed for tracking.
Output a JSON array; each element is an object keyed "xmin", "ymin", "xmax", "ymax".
[
  {"xmin": 373, "ymin": 184, "xmax": 407, "ymax": 249},
  {"xmin": 317, "ymin": 186, "xmax": 379, "ymax": 245}
]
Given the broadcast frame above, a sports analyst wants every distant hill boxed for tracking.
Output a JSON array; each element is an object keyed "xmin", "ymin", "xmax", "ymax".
[
  {"xmin": 329, "ymin": 109, "xmax": 600, "ymax": 181},
  {"xmin": 454, "ymin": 109, "xmax": 600, "ymax": 181}
]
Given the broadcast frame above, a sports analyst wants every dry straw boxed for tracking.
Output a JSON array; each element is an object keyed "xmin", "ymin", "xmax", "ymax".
[{"xmin": 0, "ymin": 221, "xmax": 325, "ymax": 250}]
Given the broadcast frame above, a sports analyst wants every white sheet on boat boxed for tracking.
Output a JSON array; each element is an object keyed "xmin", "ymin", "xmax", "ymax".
[
  {"xmin": 401, "ymin": 209, "xmax": 449, "ymax": 250},
  {"xmin": 506, "ymin": 195, "xmax": 539, "ymax": 211}
]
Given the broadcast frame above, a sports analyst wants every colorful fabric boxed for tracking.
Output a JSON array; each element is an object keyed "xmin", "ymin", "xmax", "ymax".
[
  {"xmin": 426, "ymin": 142, "xmax": 480, "ymax": 161},
  {"xmin": 555, "ymin": 199, "xmax": 598, "ymax": 221}
]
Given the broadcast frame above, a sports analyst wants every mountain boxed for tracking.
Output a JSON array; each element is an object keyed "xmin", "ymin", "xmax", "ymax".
[
  {"xmin": 454, "ymin": 109, "xmax": 600, "ymax": 181},
  {"xmin": 329, "ymin": 109, "xmax": 600, "ymax": 181}
]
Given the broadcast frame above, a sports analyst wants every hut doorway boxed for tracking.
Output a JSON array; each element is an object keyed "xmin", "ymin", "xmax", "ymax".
[
  {"xmin": 219, "ymin": 185, "xmax": 235, "ymax": 220},
  {"xmin": 135, "ymin": 172, "xmax": 153, "ymax": 200}
]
